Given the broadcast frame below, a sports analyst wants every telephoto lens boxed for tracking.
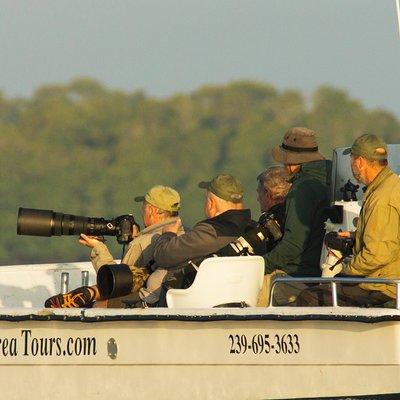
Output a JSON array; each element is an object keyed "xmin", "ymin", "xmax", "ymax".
[
  {"xmin": 215, "ymin": 213, "xmax": 283, "ymax": 257},
  {"xmin": 17, "ymin": 208, "xmax": 115, "ymax": 237},
  {"xmin": 17, "ymin": 207, "xmax": 137, "ymax": 244}
]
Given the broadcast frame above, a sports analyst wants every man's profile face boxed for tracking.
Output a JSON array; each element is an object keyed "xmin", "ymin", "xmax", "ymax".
[
  {"xmin": 141, "ymin": 201, "xmax": 153, "ymax": 228},
  {"xmin": 350, "ymin": 155, "xmax": 365, "ymax": 184},
  {"xmin": 257, "ymin": 184, "xmax": 270, "ymax": 212}
]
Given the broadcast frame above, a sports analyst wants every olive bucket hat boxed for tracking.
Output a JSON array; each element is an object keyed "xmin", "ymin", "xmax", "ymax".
[
  {"xmin": 198, "ymin": 174, "xmax": 244, "ymax": 203},
  {"xmin": 272, "ymin": 127, "xmax": 325, "ymax": 165},
  {"xmin": 134, "ymin": 185, "xmax": 181, "ymax": 212}
]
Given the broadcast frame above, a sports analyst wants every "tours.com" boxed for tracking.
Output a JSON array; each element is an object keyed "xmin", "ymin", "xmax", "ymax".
[{"xmin": 0, "ymin": 329, "xmax": 97, "ymax": 357}]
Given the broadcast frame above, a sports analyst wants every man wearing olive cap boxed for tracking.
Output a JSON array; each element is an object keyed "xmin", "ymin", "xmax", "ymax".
[
  {"xmin": 153, "ymin": 174, "xmax": 253, "ymax": 279},
  {"xmin": 330, "ymin": 134, "xmax": 400, "ymax": 305},
  {"xmin": 45, "ymin": 185, "xmax": 184, "ymax": 308}
]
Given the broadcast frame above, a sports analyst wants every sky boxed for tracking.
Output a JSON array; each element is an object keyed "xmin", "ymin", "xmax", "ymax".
[{"xmin": 1, "ymin": 0, "xmax": 400, "ymax": 117}]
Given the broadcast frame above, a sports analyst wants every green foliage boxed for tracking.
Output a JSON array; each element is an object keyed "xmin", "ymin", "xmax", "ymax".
[{"xmin": 1, "ymin": 78, "xmax": 399, "ymax": 265}]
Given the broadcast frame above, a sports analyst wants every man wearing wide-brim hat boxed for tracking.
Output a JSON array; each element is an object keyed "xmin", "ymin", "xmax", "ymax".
[{"xmin": 261, "ymin": 127, "xmax": 332, "ymax": 305}]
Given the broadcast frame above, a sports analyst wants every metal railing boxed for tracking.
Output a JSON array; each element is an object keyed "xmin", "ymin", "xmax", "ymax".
[{"xmin": 269, "ymin": 276, "xmax": 400, "ymax": 309}]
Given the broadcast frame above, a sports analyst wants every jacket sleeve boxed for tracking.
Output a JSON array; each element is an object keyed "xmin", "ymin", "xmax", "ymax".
[
  {"xmin": 263, "ymin": 183, "xmax": 318, "ymax": 273},
  {"xmin": 153, "ymin": 222, "xmax": 218, "ymax": 268},
  {"xmin": 90, "ymin": 239, "xmax": 143, "ymax": 272},
  {"xmin": 345, "ymin": 204, "xmax": 400, "ymax": 275},
  {"xmin": 90, "ymin": 242, "xmax": 115, "ymax": 272}
]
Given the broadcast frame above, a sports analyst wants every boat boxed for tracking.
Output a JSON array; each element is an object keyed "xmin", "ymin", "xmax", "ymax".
[{"xmin": 1, "ymin": 146, "xmax": 400, "ymax": 400}]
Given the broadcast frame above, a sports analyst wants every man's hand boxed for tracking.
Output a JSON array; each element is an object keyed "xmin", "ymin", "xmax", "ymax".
[
  {"xmin": 162, "ymin": 218, "xmax": 182, "ymax": 234},
  {"xmin": 321, "ymin": 249, "xmax": 344, "ymax": 277},
  {"xmin": 79, "ymin": 234, "xmax": 102, "ymax": 248},
  {"xmin": 321, "ymin": 262, "xmax": 343, "ymax": 278},
  {"xmin": 338, "ymin": 231, "xmax": 351, "ymax": 238}
]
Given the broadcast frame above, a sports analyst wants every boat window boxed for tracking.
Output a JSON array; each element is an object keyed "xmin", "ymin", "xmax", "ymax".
[{"xmin": 331, "ymin": 144, "xmax": 400, "ymax": 203}]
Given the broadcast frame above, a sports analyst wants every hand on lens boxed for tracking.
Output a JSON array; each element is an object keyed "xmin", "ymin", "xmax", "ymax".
[
  {"xmin": 79, "ymin": 234, "xmax": 101, "ymax": 248},
  {"xmin": 162, "ymin": 218, "xmax": 182, "ymax": 234}
]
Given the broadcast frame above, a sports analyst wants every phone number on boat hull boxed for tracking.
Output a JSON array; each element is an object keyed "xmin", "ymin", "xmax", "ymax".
[{"xmin": 228, "ymin": 333, "xmax": 300, "ymax": 355}]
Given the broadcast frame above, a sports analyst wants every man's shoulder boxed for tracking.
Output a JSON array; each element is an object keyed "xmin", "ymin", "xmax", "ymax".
[
  {"xmin": 199, "ymin": 209, "xmax": 252, "ymax": 237},
  {"xmin": 288, "ymin": 176, "xmax": 319, "ymax": 197},
  {"xmin": 384, "ymin": 171, "xmax": 400, "ymax": 189},
  {"xmin": 134, "ymin": 218, "xmax": 183, "ymax": 244},
  {"xmin": 365, "ymin": 190, "xmax": 399, "ymax": 219},
  {"xmin": 372, "ymin": 171, "xmax": 400, "ymax": 201},
  {"xmin": 383, "ymin": 173, "xmax": 400, "ymax": 207}
]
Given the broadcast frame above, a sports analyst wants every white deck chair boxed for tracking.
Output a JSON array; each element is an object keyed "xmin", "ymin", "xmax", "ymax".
[{"xmin": 166, "ymin": 256, "xmax": 264, "ymax": 308}]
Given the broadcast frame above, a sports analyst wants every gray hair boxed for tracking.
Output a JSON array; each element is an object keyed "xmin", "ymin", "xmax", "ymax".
[{"xmin": 257, "ymin": 166, "xmax": 292, "ymax": 201}]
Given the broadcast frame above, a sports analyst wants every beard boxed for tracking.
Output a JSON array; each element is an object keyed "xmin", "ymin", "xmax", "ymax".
[{"xmin": 351, "ymin": 164, "xmax": 366, "ymax": 185}]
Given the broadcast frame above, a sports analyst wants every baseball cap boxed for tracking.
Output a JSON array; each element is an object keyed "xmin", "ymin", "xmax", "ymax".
[
  {"xmin": 198, "ymin": 174, "xmax": 244, "ymax": 203},
  {"xmin": 134, "ymin": 185, "xmax": 180, "ymax": 212},
  {"xmin": 344, "ymin": 134, "xmax": 388, "ymax": 161}
]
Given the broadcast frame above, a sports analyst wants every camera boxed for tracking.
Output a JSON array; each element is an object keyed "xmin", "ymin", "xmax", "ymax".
[
  {"xmin": 215, "ymin": 211, "xmax": 283, "ymax": 257},
  {"xmin": 324, "ymin": 231, "xmax": 354, "ymax": 257},
  {"xmin": 340, "ymin": 179, "xmax": 360, "ymax": 202},
  {"xmin": 17, "ymin": 207, "xmax": 138, "ymax": 244}
]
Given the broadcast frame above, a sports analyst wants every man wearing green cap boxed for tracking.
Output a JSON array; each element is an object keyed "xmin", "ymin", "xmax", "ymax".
[
  {"xmin": 45, "ymin": 185, "xmax": 184, "ymax": 308},
  {"xmin": 153, "ymin": 174, "xmax": 253, "ymax": 281},
  {"xmin": 336, "ymin": 134, "xmax": 400, "ymax": 305}
]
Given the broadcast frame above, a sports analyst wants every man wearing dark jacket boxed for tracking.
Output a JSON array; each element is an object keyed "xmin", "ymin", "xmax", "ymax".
[
  {"xmin": 263, "ymin": 127, "xmax": 332, "ymax": 304},
  {"xmin": 153, "ymin": 174, "xmax": 253, "ymax": 274}
]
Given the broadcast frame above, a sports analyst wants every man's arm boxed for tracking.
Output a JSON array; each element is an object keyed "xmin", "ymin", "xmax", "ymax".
[
  {"xmin": 90, "ymin": 242, "xmax": 115, "ymax": 272},
  {"xmin": 81, "ymin": 234, "xmax": 143, "ymax": 272},
  {"xmin": 345, "ymin": 204, "xmax": 400, "ymax": 275},
  {"xmin": 154, "ymin": 222, "xmax": 219, "ymax": 268}
]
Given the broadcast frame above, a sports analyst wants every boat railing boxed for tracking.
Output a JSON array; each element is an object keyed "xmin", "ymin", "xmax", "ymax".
[{"xmin": 269, "ymin": 277, "xmax": 400, "ymax": 309}]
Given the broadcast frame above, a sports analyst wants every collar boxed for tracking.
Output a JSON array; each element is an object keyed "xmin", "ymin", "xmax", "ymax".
[
  {"xmin": 138, "ymin": 217, "xmax": 180, "ymax": 236},
  {"xmin": 206, "ymin": 208, "xmax": 251, "ymax": 223},
  {"xmin": 364, "ymin": 167, "xmax": 392, "ymax": 197},
  {"xmin": 266, "ymin": 202, "xmax": 285, "ymax": 214}
]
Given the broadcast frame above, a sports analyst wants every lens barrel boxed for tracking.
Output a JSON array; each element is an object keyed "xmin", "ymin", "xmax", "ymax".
[
  {"xmin": 97, "ymin": 263, "xmax": 133, "ymax": 299},
  {"xmin": 17, "ymin": 208, "xmax": 55, "ymax": 236},
  {"xmin": 17, "ymin": 207, "xmax": 115, "ymax": 237}
]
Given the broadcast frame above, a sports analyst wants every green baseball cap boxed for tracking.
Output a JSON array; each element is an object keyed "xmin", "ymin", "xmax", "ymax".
[
  {"xmin": 134, "ymin": 185, "xmax": 181, "ymax": 212},
  {"xmin": 344, "ymin": 134, "xmax": 388, "ymax": 161},
  {"xmin": 198, "ymin": 174, "xmax": 244, "ymax": 203}
]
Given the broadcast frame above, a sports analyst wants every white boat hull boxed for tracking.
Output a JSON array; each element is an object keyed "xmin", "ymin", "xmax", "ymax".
[{"xmin": 1, "ymin": 307, "xmax": 399, "ymax": 399}]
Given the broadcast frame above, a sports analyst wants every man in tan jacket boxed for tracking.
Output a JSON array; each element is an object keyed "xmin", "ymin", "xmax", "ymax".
[
  {"xmin": 339, "ymin": 134, "xmax": 400, "ymax": 304},
  {"xmin": 301, "ymin": 134, "xmax": 400, "ymax": 306},
  {"xmin": 45, "ymin": 185, "xmax": 184, "ymax": 308}
]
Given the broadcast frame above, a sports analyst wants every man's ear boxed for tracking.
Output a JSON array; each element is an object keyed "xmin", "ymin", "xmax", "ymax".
[
  {"xmin": 208, "ymin": 194, "xmax": 217, "ymax": 209},
  {"xmin": 356, "ymin": 156, "xmax": 365, "ymax": 170},
  {"xmin": 148, "ymin": 204, "xmax": 158, "ymax": 217}
]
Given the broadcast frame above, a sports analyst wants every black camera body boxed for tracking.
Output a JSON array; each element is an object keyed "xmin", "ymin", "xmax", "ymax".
[
  {"xmin": 17, "ymin": 208, "xmax": 138, "ymax": 244},
  {"xmin": 324, "ymin": 231, "xmax": 355, "ymax": 257},
  {"xmin": 216, "ymin": 211, "xmax": 283, "ymax": 257}
]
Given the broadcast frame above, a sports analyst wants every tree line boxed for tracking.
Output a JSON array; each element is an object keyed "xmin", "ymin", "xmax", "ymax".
[{"xmin": 1, "ymin": 78, "xmax": 399, "ymax": 265}]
